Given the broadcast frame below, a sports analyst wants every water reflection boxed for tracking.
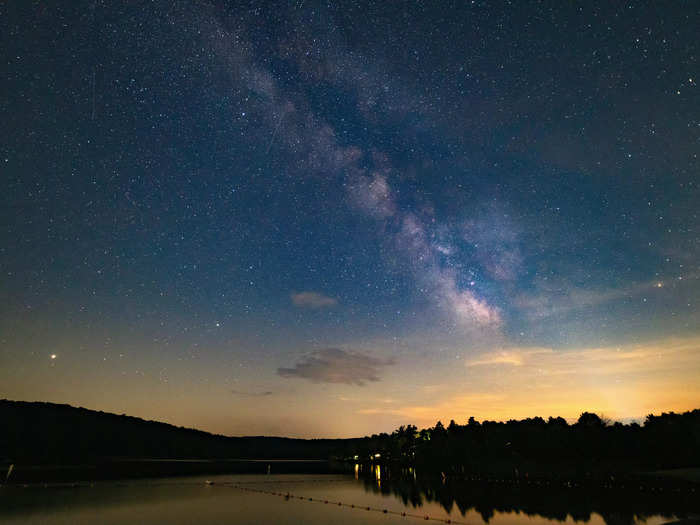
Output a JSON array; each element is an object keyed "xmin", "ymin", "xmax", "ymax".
[
  {"xmin": 1, "ymin": 472, "xmax": 697, "ymax": 525},
  {"xmin": 359, "ymin": 468, "xmax": 699, "ymax": 525},
  {"xmin": 374, "ymin": 464, "xmax": 381, "ymax": 489}
]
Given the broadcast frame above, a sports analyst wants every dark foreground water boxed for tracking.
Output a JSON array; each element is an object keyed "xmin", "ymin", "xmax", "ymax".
[{"xmin": 1, "ymin": 469, "xmax": 696, "ymax": 525}]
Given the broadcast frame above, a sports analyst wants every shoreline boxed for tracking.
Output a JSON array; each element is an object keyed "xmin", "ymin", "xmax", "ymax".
[{"xmin": 1, "ymin": 459, "xmax": 338, "ymax": 485}]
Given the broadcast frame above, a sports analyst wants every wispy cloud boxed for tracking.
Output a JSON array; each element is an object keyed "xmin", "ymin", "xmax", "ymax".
[
  {"xmin": 356, "ymin": 337, "xmax": 700, "ymax": 426},
  {"xmin": 278, "ymin": 348, "xmax": 395, "ymax": 386},
  {"xmin": 231, "ymin": 389, "xmax": 273, "ymax": 397},
  {"xmin": 466, "ymin": 352, "xmax": 525, "ymax": 367},
  {"xmin": 357, "ymin": 393, "xmax": 507, "ymax": 418},
  {"xmin": 291, "ymin": 291, "xmax": 338, "ymax": 308},
  {"xmin": 514, "ymin": 278, "xmax": 675, "ymax": 320},
  {"xmin": 463, "ymin": 341, "xmax": 700, "ymax": 376}
]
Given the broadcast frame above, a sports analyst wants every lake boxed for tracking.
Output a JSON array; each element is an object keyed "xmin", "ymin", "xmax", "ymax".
[{"xmin": 1, "ymin": 467, "xmax": 694, "ymax": 525}]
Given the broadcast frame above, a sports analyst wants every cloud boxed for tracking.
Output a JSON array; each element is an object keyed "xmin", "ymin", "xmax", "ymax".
[
  {"xmin": 231, "ymin": 389, "xmax": 273, "ymax": 397},
  {"xmin": 466, "ymin": 352, "xmax": 526, "ymax": 367},
  {"xmin": 354, "ymin": 337, "xmax": 700, "ymax": 426},
  {"xmin": 277, "ymin": 348, "xmax": 395, "ymax": 385},
  {"xmin": 513, "ymin": 277, "xmax": 685, "ymax": 320},
  {"xmin": 465, "ymin": 348, "xmax": 556, "ymax": 367},
  {"xmin": 291, "ymin": 291, "xmax": 338, "ymax": 308},
  {"xmin": 356, "ymin": 393, "xmax": 507, "ymax": 419}
]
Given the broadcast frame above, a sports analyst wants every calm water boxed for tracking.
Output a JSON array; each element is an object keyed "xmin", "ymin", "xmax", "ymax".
[{"xmin": 0, "ymin": 471, "xmax": 687, "ymax": 525}]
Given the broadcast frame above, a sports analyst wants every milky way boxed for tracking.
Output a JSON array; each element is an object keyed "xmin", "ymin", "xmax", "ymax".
[{"xmin": 1, "ymin": 1, "xmax": 698, "ymax": 437}]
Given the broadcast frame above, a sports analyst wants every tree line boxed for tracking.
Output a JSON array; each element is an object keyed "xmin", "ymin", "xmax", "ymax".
[
  {"xmin": 349, "ymin": 410, "xmax": 700, "ymax": 476},
  {"xmin": 2, "ymin": 400, "xmax": 699, "ymax": 477}
]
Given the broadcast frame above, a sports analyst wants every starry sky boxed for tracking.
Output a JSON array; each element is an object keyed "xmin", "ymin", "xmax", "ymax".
[{"xmin": 1, "ymin": 1, "xmax": 699, "ymax": 438}]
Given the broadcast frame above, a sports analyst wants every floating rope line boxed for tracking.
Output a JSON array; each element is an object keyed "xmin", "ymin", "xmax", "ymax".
[
  {"xmin": 224, "ymin": 483, "xmax": 470, "ymax": 524},
  {"xmin": 227, "ymin": 477, "xmax": 349, "ymax": 485},
  {"xmin": 7, "ymin": 476, "xmax": 696, "ymax": 495},
  {"xmin": 4, "ymin": 477, "xmax": 350, "ymax": 490}
]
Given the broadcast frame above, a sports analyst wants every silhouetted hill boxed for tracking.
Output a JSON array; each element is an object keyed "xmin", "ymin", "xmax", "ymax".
[
  {"xmin": 0, "ymin": 400, "xmax": 361, "ymax": 463},
  {"xmin": 3, "ymin": 400, "xmax": 699, "ymax": 480}
]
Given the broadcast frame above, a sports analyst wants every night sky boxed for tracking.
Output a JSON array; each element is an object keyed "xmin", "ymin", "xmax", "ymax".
[{"xmin": 1, "ymin": 1, "xmax": 699, "ymax": 438}]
